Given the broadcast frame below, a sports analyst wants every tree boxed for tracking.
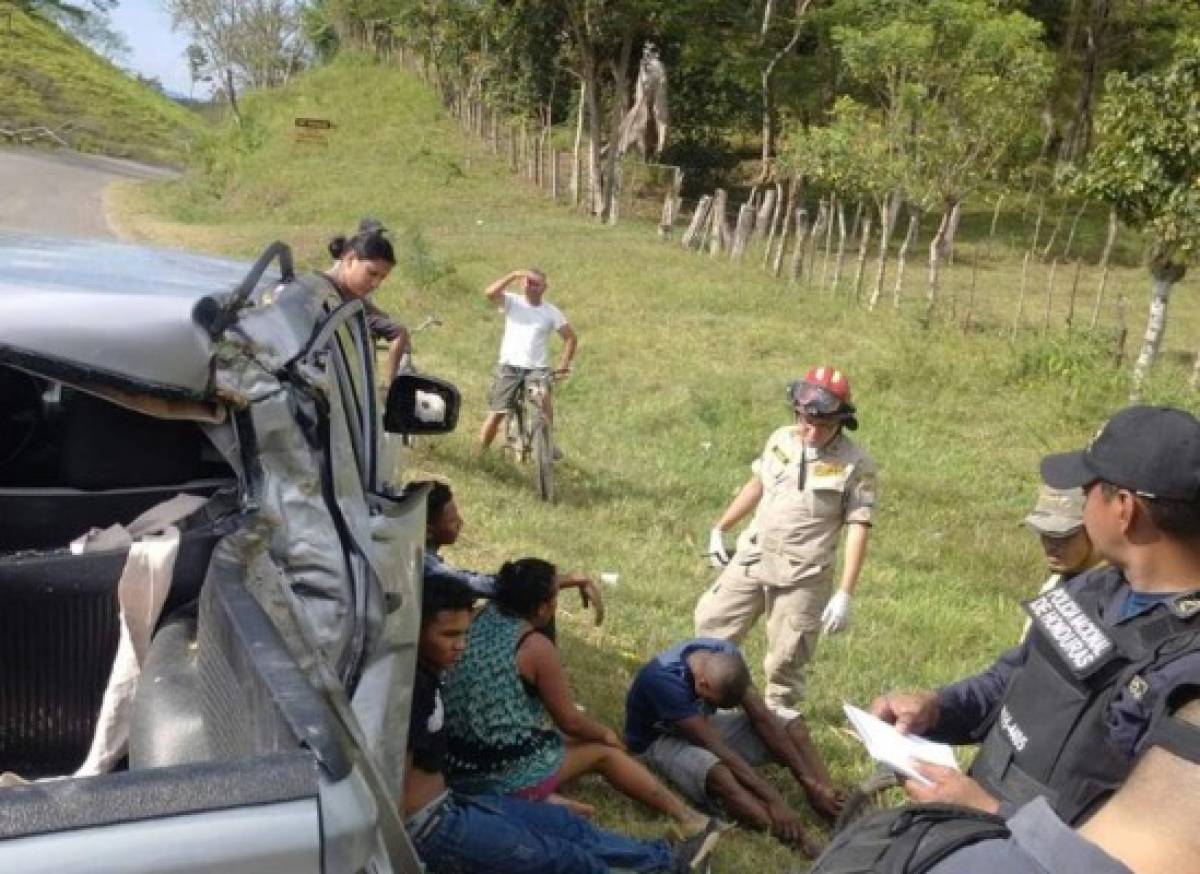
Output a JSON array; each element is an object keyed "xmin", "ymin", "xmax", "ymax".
[
  {"xmin": 20, "ymin": 0, "xmax": 129, "ymax": 62},
  {"xmin": 832, "ymin": 0, "xmax": 1051, "ymax": 321},
  {"xmin": 165, "ymin": 0, "xmax": 308, "ymax": 119},
  {"xmin": 1076, "ymin": 42, "xmax": 1200, "ymax": 398}
]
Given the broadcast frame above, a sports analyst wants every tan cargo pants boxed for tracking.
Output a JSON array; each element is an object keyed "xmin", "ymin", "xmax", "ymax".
[{"xmin": 694, "ymin": 557, "xmax": 832, "ymax": 710}]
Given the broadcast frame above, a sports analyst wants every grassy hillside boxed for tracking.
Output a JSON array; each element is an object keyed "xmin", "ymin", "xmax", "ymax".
[
  {"xmin": 0, "ymin": 6, "xmax": 201, "ymax": 164},
  {"xmin": 113, "ymin": 54, "xmax": 1198, "ymax": 870}
]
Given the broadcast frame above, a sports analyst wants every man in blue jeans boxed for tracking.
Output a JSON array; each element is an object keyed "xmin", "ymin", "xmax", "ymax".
[{"xmin": 404, "ymin": 573, "xmax": 723, "ymax": 872}]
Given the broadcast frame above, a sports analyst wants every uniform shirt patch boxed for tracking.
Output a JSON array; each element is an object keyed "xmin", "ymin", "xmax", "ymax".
[
  {"xmin": 1026, "ymin": 587, "xmax": 1115, "ymax": 674},
  {"xmin": 999, "ymin": 705, "xmax": 1029, "ymax": 752},
  {"xmin": 771, "ymin": 445, "xmax": 792, "ymax": 467},
  {"xmin": 811, "ymin": 462, "xmax": 845, "ymax": 478},
  {"xmin": 1170, "ymin": 596, "xmax": 1200, "ymax": 619}
]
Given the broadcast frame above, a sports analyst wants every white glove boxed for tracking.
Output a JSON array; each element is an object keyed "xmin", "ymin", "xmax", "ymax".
[
  {"xmin": 707, "ymin": 528, "xmax": 730, "ymax": 568},
  {"xmin": 821, "ymin": 591, "xmax": 852, "ymax": 634}
]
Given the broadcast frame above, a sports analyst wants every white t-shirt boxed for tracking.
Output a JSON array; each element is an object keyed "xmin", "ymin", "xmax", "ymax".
[{"xmin": 497, "ymin": 291, "xmax": 567, "ymax": 369}]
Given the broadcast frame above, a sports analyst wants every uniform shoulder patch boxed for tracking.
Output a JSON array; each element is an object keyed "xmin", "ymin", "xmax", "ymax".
[{"xmin": 1169, "ymin": 595, "xmax": 1200, "ymax": 619}]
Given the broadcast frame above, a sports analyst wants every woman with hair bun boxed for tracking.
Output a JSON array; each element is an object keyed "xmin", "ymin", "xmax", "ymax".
[
  {"xmin": 324, "ymin": 217, "xmax": 410, "ymax": 383},
  {"xmin": 441, "ymin": 558, "xmax": 716, "ymax": 841}
]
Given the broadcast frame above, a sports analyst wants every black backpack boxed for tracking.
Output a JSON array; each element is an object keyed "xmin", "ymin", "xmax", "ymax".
[{"xmin": 809, "ymin": 804, "xmax": 1010, "ymax": 874}]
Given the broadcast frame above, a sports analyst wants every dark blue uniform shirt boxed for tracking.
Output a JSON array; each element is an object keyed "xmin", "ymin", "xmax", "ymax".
[{"xmin": 932, "ymin": 567, "xmax": 1200, "ymax": 760}]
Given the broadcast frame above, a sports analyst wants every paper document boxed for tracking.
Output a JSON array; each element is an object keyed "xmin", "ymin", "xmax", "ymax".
[{"xmin": 843, "ymin": 703, "xmax": 959, "ymax": 785}]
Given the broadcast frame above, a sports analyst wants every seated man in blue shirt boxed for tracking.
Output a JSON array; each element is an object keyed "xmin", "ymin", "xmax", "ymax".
[
  {"xmin": 870, "ymin": 405, "xmax": 1200, "ymax": 826},
  {"xmin": 624, "ymin": 638, "xmax": 842, "ymax": 858}
]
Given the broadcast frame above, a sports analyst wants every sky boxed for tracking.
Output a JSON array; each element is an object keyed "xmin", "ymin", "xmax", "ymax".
[{"xmin": 108, "ymin": 1, "xmax": 195, "ymax": 97}]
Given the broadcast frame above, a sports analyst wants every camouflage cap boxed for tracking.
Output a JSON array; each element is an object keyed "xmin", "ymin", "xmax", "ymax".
[{"xmin": 1024, "ymin": 485, "xmax": 1086, "ymax": 537}]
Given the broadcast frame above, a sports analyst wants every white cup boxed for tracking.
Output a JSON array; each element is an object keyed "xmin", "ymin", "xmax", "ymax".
[{"xmin": 599, "ymin": 572, "xmax": 620, "ymax": 588}]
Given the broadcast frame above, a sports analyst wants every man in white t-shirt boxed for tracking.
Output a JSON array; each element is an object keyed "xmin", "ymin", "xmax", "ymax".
[{"xmin": 477, "ymin": 268, "xmax": 578, "ymax": 452}]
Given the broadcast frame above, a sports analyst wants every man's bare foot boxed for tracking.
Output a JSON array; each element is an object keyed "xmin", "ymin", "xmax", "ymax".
[{"xmin": 545, "ymin": 793, "xmax": 595, "ymax": 818}]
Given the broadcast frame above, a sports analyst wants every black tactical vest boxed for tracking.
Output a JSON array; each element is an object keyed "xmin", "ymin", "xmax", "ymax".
[
  {"xmin": 810, "ymin": 804, "xmax": 1009, "ymax": 874},
  {"xmin": 969, "ymin": 567, "xmax": 1200, "ymax": 825}
]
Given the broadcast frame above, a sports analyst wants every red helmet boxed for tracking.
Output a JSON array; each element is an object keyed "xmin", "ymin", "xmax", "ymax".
[{"xmin": 789, "ymin": 366, "xmax": 858, "ymax": 429}]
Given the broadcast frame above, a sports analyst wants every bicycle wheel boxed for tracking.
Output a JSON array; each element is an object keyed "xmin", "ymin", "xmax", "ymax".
[{"xmin": 531, "ymin": 415, "xmax": 554, "ymax": 503}]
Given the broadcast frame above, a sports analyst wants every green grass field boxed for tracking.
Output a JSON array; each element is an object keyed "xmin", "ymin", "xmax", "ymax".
[
  {"xmin": 0, "ymin": 6, "xmax": 201, "ymax": 164},
  {"xmin": 111, "ymin": 54, "xmax": 1199, "ymax": 871}
]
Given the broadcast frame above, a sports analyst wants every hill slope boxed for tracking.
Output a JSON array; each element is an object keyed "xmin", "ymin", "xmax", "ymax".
[
  {"xmin": 0, "ymin": 6, "xmax": 201, "ymax": 164},
  {"xmin": 114, "ymin": 54, "xmax": 1198, "ymax": 871}
]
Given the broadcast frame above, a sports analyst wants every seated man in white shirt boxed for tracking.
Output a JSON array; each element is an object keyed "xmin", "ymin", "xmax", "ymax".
[{"xmin": 477, "ymin": 268, "xmax": 577, "ymax": 454}]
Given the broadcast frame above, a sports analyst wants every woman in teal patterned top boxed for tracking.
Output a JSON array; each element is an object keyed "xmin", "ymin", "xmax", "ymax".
[{"xmin": 442, "ymin": 559, "xmax": 711, "ymax": 837}]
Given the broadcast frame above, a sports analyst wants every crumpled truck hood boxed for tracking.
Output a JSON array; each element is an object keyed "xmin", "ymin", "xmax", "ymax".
[{"xmin": 0, "ymin": 233, "xmax": 280, "ymax": 399}]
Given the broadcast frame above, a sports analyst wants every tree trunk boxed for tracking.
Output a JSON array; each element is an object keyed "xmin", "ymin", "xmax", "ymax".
[
  {"xmin": 758, "ymin": 0, "xmax": 813, "ymax": 179},
  {"xmin": 892, "ymin": 212, "xmax": 918, "ymax": 310},
  {"xmin": 1059, "ymin": 0, "xmax": 1110, "ymax": 164},
  {"xmin": 223, "ymin": 68, "xmax": 242, "ymax": 127},
  {"xmin": 583, "ymin": 61, "xmax": 604, "ymax": 217},
  {"xmin": 571, "ymin": 81, "xmax": 586, "ymax": 206},
  {"xmin": 601, "ymin": 32, "xmax": 634, "ymax": 222},
  {"xmin": 1130, "ymin": 261, "xmax": 1187, "ymax": 400},
  {"xmin": 1090, "ymin": 208, "xmax": 1118, "ymax": 329}
]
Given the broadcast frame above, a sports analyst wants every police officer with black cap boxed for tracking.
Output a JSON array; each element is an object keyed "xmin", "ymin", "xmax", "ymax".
[
  {"xmin": 870, "ymin": 405, "xmax": 1200, "ymax": 826},
  {"xmin": 810, "ymin": 693, "xmax": 1200, "ymax": 874}
]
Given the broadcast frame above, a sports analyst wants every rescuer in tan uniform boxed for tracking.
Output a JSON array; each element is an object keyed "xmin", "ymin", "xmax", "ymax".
[{"xmin": 695, "ymin": 366, "xmax": 877, "ymax": 715}]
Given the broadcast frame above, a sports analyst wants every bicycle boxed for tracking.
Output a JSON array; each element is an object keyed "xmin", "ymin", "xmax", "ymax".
[{"xmin": 502, "ymin": 367, "xmax": 567, "ymax": 502}]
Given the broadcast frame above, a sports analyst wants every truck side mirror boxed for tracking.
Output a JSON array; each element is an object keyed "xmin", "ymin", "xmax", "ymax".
[{"xmin": 383, "ymin": 373, "xmax": 461, "ymax": 435}]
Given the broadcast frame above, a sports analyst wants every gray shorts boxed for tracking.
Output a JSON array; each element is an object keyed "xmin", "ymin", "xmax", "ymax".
[
  {"xmin": 486, "ymin": 365, "xmax": 548, "ymax": 412},
  {"xmin": 639, "ymin": 710, "xmax": 775, "ymax": 805}
]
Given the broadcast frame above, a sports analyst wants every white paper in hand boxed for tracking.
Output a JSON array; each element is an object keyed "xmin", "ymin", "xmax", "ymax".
[{"xmin": 843, "ymin": 703, "xmax": 959, "ymax": 785}]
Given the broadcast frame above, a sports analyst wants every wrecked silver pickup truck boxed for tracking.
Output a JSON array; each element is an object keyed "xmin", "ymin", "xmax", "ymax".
[{"xmin": 0, "ymin": 233, "xmax": 459, "ymax": 872}]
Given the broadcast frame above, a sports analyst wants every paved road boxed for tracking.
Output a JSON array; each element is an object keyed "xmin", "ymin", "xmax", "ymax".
[{"xmin": 0, "ymin": 148, "xmax": 176, "ymax": 239}]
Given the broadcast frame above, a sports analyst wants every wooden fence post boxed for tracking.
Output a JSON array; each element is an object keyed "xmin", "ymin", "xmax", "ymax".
[
  {"xmin": 852, "ymin": 216, "xmax": 873, "ymax": 302},
  {"xmin": 790, "ymin": 208, "xmax": 810, "ymax": 283},
  {"xmin": 1066, "ymin": 259, "xmax": 1083, "ymax": 332},
  {"xmin": 963, "ymin": 248, "xmax": 979, "ymax": 333},
  {"xmin": 509, "ymin": 126, "xmax": 518, "ymax": 173},
  {"xmin": 763, "ymin": 183, "xmax": 785, "ymax": 268},
  {"xmin": 681, "ymin": 195, "xmax": 713, "ymax": 250},
  {"xmin": 731, "ymin": 204, "xmax": 755, "ymax": 261},
  {"xmin": 551, "ymin": 150, "xmax": 560, "ymax": 200},
  {"xmin": 1090, "ymin": 208, "xmax": 1119, "ymax": 330},
  {"xmin": 831, "ymin": 202, "xmax": 848, "ymax": 294},
  {"xmin": 771, "ymin": 206, "xmax": 792, "ymax": 277},
  {"xmin": 892, "ymin": 212, "xmax": 918, "ymax": 310},
  {"xmin": 1012, "ymin": 250, "xmax": 1032, "ymax": 339},
  {"xmin": 1043, "ymin": 259, "xmax": 1058, "ymax": 335},
  {"xmin": 708, "ymin": 189, "xmax": 730, "ymax": 256}
]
